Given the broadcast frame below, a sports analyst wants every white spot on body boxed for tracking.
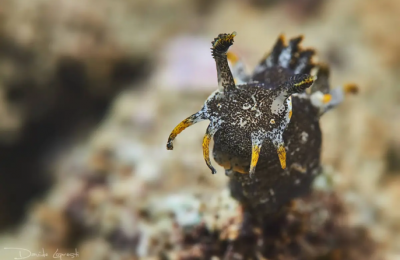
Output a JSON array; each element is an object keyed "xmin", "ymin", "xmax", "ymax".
[
  {"xmin": 242, "ymin": 103, "xmax": 251, "ymax": 110},
  {"xmin": 291, "ymin": 163, "xmax": 307, "ymax": 173},
  {"xmin": 311, "ymin": 167, "xmax": 320, "ymax": 175},
  {"xmin": 239, "ymin": 118, "xmax": 247, "ymax": 127},
  {"xmin": 251, "ymin": 94, "xmax": 257, "ymax": 105},
  {"xmin": 247, "ymin": 94, "xmax": 263, "ymax": 117},
  {"xmin": 285, "ymin": 96, "xmax": 292, "ymax": 124},
  {"xmin": 300, "ymin": 131, "xmax": 308, "ymax": 143},
  {"xmin": 295, "ymin": 93, "xmax": 308, "ymax": 99},
  {"xmin": 271, "ymin": 92, "xmax": 287, "ymax": 115}
]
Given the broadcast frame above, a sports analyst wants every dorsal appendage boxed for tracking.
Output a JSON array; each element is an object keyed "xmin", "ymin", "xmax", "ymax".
[{"xmin": 310, "ymin": 65, "xmax": 359, "ymax": 115}]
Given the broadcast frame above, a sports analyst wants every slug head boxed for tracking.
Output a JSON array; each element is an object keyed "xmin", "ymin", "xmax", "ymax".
[
  {"xmin": 166, "ymin": 32, "xmax": 314, "ymax": 177},
  {"xmin": 205, "ymin": 74, "xmax": 313, "ymax": 176}
]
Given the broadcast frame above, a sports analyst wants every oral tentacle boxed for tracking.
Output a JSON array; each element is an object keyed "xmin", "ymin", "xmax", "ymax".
[
  {"xmin": 166, "ymin": 111, "xmax": 206, "ymax": 150},
  {"xmin": 202, "ymin": 123, "xmax": 218, "ymax": 174}
]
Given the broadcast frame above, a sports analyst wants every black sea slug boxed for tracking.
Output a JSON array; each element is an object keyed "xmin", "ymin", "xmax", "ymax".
[{"xmin": 166, "ymin": 32, "xmax": 357, "ymax": 216}]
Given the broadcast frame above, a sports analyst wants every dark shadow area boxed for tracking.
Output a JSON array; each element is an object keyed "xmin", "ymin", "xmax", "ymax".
[{"xmin": 0, "ymin": 37, "xmax": 151, "ymax": 230}]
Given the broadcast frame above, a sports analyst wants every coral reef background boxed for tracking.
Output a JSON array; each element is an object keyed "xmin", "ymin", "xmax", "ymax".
[{"xmin": 0, "ymin": 0, "xmax": 399, "ymax": 259}]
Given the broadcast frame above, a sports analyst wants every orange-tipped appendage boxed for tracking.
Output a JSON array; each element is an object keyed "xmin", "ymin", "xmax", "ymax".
[
  {"xmin": 249, "ymin": 144, "xmax": 261, "ymax": 177},
  {"xmin": 322, "ymin": 94, "xmax": 332, "ymax": 104},
  {"xmin": 277, "ymin": 145, "xmax": 286, "ymax": 169},
  {"xmin": 202, "ymin": 132, "xmax": 216, "ymax": 174},
  {"xmin": 344, "ymin": 83, "xmax": 359, "ymax": 95},
  {"xmin": 167, "ymin": 118, "xmax": 195, "ymax": 150}
]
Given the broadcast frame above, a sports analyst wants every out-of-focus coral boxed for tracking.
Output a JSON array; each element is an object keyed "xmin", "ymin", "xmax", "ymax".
[
  {"xmin": 156, "ymin": 36, "xmax": 218, "ymax": 92},
  {"xmin": 0, "ymin": 0, "xmax": 152, "ymax": 142},
  {"xmin": 241, "ymin": 0, "xmax": 328, "ymax": 20},
  {"xmin": 358, "ymin": 0, "xmax": 400, "ymax": 69},
  {"xmin": 0, "ymin": 152, "xmax": 380, "ymax": 259},
  {"xmin": 0, "ymin": 0, "xmax": 156, "ymax": 229}
]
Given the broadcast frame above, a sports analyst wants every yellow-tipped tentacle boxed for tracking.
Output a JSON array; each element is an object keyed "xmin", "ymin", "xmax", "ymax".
[
  {"xmin": 277, "ymin": 144, "xmax": 286, "ymax": 169},
  {"xmin": 249, "ymin": 143, "xmax": 261, "ymax": 177},
  {"xmin": 166, "ymin": 112, "xmax": 205, "ymax": 150},
  {"xmin": 202, "ymin": 125, "xmax": 217, "ymax": 174}
]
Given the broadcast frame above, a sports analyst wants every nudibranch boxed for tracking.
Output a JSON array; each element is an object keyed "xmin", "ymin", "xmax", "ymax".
[{"xmin": 167, "ymin": 32, "xmax": 356, "ymax": 215}]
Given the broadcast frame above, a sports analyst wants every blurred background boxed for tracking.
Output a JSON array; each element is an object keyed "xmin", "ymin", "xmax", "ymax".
[{"xmin": 0, "ymin": 0, "xmax": 399, "ymax": 259}]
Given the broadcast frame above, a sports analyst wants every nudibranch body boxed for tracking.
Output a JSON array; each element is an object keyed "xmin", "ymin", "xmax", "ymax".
[{"xmin": 167, "ymin": 32, "xmax": 356, "ymax": 215}]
